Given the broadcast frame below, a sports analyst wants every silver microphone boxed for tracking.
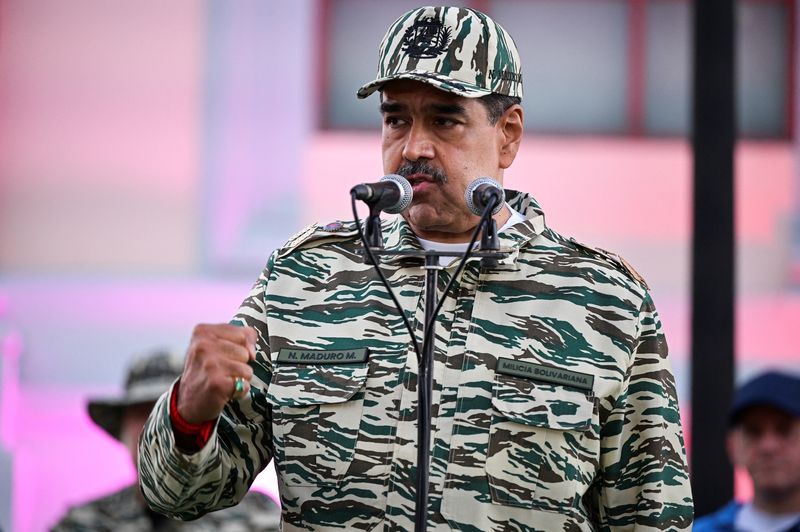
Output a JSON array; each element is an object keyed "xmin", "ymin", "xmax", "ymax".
[
  {"xmin": 351, "ymin": 174, "xmax": 413, "ymax": 214},
  {"xmin": 464, "ymin": 177, "xmax": 504, "ymax": 216}
]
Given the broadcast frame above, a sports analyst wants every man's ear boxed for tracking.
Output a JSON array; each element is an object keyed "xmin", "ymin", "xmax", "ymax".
[{"xmin": 498, "ymin": 104, "xmax": 524, "ymax": 169}]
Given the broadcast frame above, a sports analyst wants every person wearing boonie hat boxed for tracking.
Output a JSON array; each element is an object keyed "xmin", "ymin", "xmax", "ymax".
[
  {"xmin": 137, "ymin": 6, "xmax": 692, "ymax": 531},
  {"xmin": 86, "ymin": 349, "xmax": 186, "ymax": 444},
  {"xmin": 695, "ymin": 371, "xmax": 800, "ymax": 532},
  {"xmin": 51, "ymin": 349, "xmax": 280, "ymax": 531}
]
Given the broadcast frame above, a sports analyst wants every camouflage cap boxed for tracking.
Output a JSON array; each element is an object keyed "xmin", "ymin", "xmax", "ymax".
[
  {"xmin": 88, "ymin": 348, "xmax": 183, "ymax": 441},
  {"xmin": 357, "ymin": 6, "xmax": 523, "ymax": 100}
]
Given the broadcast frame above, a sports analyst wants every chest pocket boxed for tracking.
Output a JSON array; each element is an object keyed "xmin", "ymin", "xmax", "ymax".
[
  {"xmin": 487, "ymin": 374, "xmax": 597, "ymax": 512},
  {"xmin": 267, "ymin": 363, "xmax": 368, "ymax": 487}
]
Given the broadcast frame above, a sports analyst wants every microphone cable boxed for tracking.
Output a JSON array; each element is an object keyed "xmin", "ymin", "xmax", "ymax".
[
  {"xmin": 350, "ymin": 191, "xmax": 499, "ymax": 364},
  {"xmin": 420, "ymin": 196, "xmax": 497, "ymax": 356}
]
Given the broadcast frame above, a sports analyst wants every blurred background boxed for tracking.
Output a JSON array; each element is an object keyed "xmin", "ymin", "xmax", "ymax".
[{"xmin": 0, "ymin": 0, "xmax": 798, "ymax": 530}]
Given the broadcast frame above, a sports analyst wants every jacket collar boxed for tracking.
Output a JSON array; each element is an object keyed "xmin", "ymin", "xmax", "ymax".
[{"xmin": 377, "ymin": 189, "xmax": 546, "ymax": 268}]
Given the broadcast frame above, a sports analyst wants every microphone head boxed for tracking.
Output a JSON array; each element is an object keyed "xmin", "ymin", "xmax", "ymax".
[
  {"xmin": 379, "ymin": 174, "xmax": 413, "ymax": 214},
  {"xmin": 465, "ymin": 177, "xmax": 504, "ymax": 216}
]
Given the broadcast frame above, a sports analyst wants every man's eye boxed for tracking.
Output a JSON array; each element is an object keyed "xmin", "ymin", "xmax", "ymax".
[
  {"xmin": 434, "ymin": 117, "xmax": 457, "ymax": 127},
  {"xmin": 384, "ymin": 116, "xmax": 406, "ymax": 127}
]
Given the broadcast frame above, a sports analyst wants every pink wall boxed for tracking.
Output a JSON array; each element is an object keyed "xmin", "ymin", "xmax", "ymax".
[{"xmin": 0, "ymin": 0, "xmax": 204, "ymax": 274}]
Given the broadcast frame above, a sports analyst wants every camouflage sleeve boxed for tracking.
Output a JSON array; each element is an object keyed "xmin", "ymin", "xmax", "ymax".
[
  {"xmin": 597, "ymin": 292, "xmax": 694, "ymax": 530},
  {"xmin": 137, "ymin": 252, "xmax": 277, "ymax": 520}
]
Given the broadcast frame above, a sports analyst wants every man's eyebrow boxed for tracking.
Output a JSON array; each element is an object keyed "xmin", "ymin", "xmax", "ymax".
[
  {"xmin": 380, "ymin": 101, "xmax": 405, "ymax": 114},
  {"xmin": 428, "ymin": 102, "xmax": 466, "ymax": 115},
  {"xmin": 379, "ymin": 101, "xmax": 467, "ymax": 115}
]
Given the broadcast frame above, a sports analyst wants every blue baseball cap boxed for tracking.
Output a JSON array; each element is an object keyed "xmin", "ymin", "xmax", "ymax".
[{"xmin": 729, "ymin": 370, "xmax": 800, "ymax": 426}]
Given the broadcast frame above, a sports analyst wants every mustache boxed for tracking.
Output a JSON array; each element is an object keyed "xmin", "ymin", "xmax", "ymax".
[{"xmin": 396, "ymin": 160, "xmax": 448, "ymax": 185}]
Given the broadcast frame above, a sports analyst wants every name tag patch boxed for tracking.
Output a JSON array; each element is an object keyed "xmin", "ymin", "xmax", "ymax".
[
  {"xmin": 276, "ymin": 348, "xmax": 369, "ymax": 364},
  {"xmin": 496, "ymin": 358, "xmax": 594, "ymax": 391}
]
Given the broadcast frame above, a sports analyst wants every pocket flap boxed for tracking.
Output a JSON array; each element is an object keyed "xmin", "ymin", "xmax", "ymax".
[
  {"xmin": 492, "ymin": 374, "xmax": 594, "ymax": 431},
  {"xmin": 267, "ymin": 364, "xmax": 368, "ymax": 407}
]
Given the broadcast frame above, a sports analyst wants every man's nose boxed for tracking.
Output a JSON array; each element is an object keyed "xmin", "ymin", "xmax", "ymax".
[{"xmin": 402, "ymin": 123, "xmax": 435, "ymax": 161}]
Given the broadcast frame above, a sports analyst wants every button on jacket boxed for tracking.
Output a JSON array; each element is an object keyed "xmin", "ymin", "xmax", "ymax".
[{"xmin": 138, "ymin": 190, "xmax": 694, "ymax": 531}]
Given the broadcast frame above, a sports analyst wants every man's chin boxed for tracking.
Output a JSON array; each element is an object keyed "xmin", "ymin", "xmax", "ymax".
[
  {"xmin": 751, "ymin": 472, "xmax": 799, "ymax": 495},
  {"xmin": 402, "ymin": 208, "xmax": 448, "ymax": 233}
]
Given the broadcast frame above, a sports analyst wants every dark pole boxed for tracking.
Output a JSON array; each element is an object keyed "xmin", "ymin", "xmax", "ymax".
[
  {"xmin": 690, "ymin": 0, "xmax": 736, "ymax": 518},
  {"xmin": 414, "ymin": 255, "xmax": 438, "ymax": 532}
]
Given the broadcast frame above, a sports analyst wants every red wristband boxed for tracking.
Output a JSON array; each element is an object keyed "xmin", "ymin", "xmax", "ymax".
[{"xmin": 169, "ymin": 379, "xmax": 215, "ymax": 452}]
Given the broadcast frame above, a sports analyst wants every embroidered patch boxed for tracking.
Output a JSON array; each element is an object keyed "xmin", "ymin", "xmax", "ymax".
[
  {"xmin": 276, "ymin": 348, "xmax": 369, "ymax": 364},
  {"xmin": 322, "ymin": 222, "xmax": 344, "ymax": 232},
  {"xmin": 496, "ymin": 358, "xmax": 594, "ymax": 391}
]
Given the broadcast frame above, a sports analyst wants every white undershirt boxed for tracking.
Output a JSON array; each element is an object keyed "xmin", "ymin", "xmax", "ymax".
[
  {"xmin": 735, "ymin": 503, "xmax": 800, "ymax": 532},
  {"xmin": 416, "ymin": 204, "xmax": 526, "ymax": 266}
]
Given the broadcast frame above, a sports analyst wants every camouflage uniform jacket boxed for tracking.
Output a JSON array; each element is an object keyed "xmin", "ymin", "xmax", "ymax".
[
  {"xmin": 139, "ymin": 190, "xmax": 694, "ymax": 531},
  {"xmin": 51, "ymin": 484, "xmax": 280, "ymax": 531}
]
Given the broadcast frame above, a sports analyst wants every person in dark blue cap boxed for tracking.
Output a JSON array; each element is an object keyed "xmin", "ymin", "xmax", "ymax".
[{"xmin": 695, "ymin": 370, "xmax": 800, "ymax": 532}]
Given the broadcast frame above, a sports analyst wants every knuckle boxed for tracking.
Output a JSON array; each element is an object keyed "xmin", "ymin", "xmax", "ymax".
[
  {"xmin": 192, "ymin": 323, "xmax": 210, "ymax": 337},
  {"xmin": 237, "ymin": 328, "xmax": 252, "ymax": 346}
]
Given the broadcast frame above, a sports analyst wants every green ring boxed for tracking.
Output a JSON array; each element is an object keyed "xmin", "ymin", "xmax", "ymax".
[{"xmin": 235, "ymin": 377, "xmax": 245, "ymax": 394}]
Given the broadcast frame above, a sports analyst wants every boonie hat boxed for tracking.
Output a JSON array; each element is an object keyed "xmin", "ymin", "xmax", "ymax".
[
  {"xmin": 88, "ymin": 349, "xmax": 183, "ymax": 441},
  {"xmin": 357, "ymin": 6, "xmax": 523, "ymax": 100},
  {"xmin": 729, "ymin": 370, "xmax": 800, "ymax": 426}
]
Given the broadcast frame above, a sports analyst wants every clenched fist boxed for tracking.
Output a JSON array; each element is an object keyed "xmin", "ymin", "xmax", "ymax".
[{"xmin": 177, "ymin": 323, "xmax": 257, "ymax": 424}]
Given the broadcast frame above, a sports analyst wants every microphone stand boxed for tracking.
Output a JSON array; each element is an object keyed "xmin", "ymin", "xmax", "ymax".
[
  {"xmin": 479, "ymin": 217, "xmax": 500, "ymax": 268},
  {"xmin": 364, "ymin": 205, "xmax": 384, "ymax": 258},
  {"xmin": 360, "ymin": 209, "xmax": 506, "ymax": 532}
]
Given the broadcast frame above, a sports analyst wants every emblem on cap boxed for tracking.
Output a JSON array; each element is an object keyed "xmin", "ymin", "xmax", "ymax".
[{"xmin": 401, "ymin": 16, "xmax": 451, "ymax": 59}]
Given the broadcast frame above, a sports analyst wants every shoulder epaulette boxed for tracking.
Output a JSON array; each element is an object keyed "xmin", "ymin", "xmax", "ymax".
[
  {"xmin": 568, "ymin": 238, "xmax": 649, "ymax": 290},
  {"xmin": 278, "ymin": 221, "xmax": 359, "ymax": 258}
]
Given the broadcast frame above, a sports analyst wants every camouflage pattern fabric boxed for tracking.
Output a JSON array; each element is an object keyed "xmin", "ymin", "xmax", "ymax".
[
  {"xmin": 51, "ymin": 485, "xmax": 280, "ymax": 531},
  {"xmin": 357, "ymin": 6, "xmax": 523, "ymax": 100},
  {"xmin": 139, "ymin": 189, "xmax": 693, "ymax": 531}
]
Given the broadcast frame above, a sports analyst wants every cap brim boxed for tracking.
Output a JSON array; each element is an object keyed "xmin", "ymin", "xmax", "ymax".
[
  {"xmin": 88, "ymin": 400, "xmax": 126, "ymax": 441},
  {"xmin": 357, "ymin": 70, "xmax": 492, "ymax": 99},
  {"xmin": 729, "ymin": 397, "xmax": 800, "ymax": 426},
  {"xmin": 87, "ymin": 396, "xmax": 160, "ymax": 441}
]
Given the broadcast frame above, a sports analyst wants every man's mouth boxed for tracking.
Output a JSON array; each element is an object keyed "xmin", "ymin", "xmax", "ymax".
[
  {"xmin": 407, "ymin": 173, "xmax": 432, "ymax": 186},
  {"xmin": 396, "ymin": 161, "xmax": 448, "ymax": 190},
  {"xmin": 407, "ymin": 174, "xmax": 437, "ymax": 193}
]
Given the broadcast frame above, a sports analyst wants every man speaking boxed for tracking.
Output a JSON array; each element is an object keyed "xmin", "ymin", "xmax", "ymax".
[{"xmin": 138, "ymin": 6, "xmax": 693, "ymax": 530}]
